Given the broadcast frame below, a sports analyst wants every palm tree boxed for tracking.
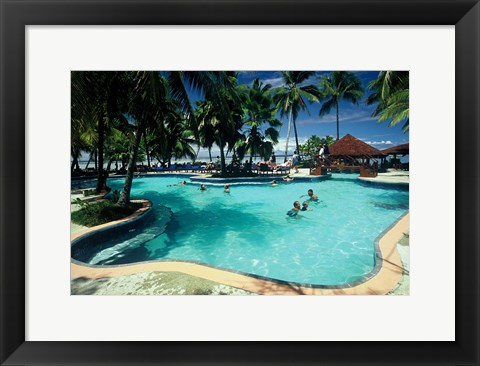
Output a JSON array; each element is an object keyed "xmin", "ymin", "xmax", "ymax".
[
  {"xmin": 149, "ymin": 111, "xmax": 198, "ymax": 167},
  {"xmin": 142, "ymin": 98, "xmax": 181, "ymax": 168},
  {"xmin": 195, "ymin": 91, "xmax": 243, "ymax": 175},
  {"xmin": 318, "ymin": 71, "xmax": 364, "ymax": 140},
  {"xmin": 194, "ymin": 102, "xmax": 217, "ymax": 162},
  {"xmin": 237, "ymin": 78, "xmax": 281, "ymax": 163},
  {"xmin": 71, "ymin": 71, "xmax": 129, "ymax": 192},
  {"xmin": 71, "ymin": 110, "xmax": 93, "ymax": 174},
  {"xmin": 117, "ymin": 71, "xmax": 168, "ymax": 205},
  {"xmin": 366, "ymin": 71, "xmax": 409, "ymax": 132},
  {"xmin": 116, "ymin": 71, "xmax": 234, "ymax": 204},
  {"xmin": 104, "ymin": 127, "xmax": 132, "ymax": 172},
  {"xmin": 273, "ymin": 71, "xmax": 319, "ymax": 162}
]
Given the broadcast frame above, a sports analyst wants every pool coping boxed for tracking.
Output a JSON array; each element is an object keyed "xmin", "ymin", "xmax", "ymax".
[{"xmin": 71, "ymin": 199, "xmax": 409, "ymax": 295}]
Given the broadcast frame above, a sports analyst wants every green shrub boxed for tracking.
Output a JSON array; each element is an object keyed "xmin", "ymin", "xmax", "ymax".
[{"xmin": 71, "ymin": 200, "xmax": 143, "ymax": 227}]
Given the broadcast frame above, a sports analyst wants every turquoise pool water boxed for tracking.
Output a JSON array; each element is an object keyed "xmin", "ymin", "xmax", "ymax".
[{"xmin": 72, "ymin": 174, "xmax": 408, "ymax": 285}]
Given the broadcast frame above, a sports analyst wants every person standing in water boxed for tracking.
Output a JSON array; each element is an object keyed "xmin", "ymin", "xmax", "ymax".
[
  {"xmin": 300, "ymin": 189, "xmax": 319, "ymax": 201},
  {"xmin": 287, "ymin": 201, "xmax": 301, "ymax": 217}
]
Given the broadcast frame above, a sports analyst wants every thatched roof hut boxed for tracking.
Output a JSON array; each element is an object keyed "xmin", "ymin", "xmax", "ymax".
[
  {"xmin": 381, "ymin": 143, "xmax": 409, "ymax": 156},
  {"xmin": 329, "ymin": 134, "xmax": 384, "ymax": 157}
]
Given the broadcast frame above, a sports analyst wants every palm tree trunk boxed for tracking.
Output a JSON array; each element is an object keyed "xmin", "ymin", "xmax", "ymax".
[
  {"xmin": 143, "ymin": 133, "xmax": 150, "ymax": 168},
  {"xmin": 283, "ymin": 108, "xmax": 293, "ymax": 162},
  {"xmin": 336, "ymin": 100, "xmax": 340, "ymax": 140},
  {"xmin": 219, "ymin": 138, "xmax": 227, "ymax": 175},
  {"xmin": 292, "ymin": 117, "xmax": 300, "ymax": 159},
  {"xmin": 96, "ymin": 114, "xmax": 105, "ymax": 193},
  {"xmin": 208, "ymin": 147, "xmax": 212, "ymax": 162},
  {"xmin": 85, "ymin": 154, "xmax": 92, "ymax": 170},
  {"xmin": 117, "ymin": 126, "xmax": 144, "ymax": 205},
  {"xmin": 106, "ymin": 158, "xmax": 113, "ymax": 173},
  {"xmin": 194, "ymin": 145, "xmax": 201, "ymax": 164},
  {"xmin": 71, "ymin": 155, "xmax": 79, "ymax": 174}
]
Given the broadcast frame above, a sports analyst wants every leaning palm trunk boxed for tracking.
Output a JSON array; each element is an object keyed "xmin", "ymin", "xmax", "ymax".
[
  {"xmin": 84, "ymin": 154, "xmax": 92, "ymax": 170},
  {"xmin": 71, "ymin": 155, "xmax": 79, "ymax": 174},
  {"xmin": 283, "ymin": 108, "xmax": 293, "ymax": 162},
  {"xmin": 117, "ymin": 125, "xmax": 144, "ymax": 205}
]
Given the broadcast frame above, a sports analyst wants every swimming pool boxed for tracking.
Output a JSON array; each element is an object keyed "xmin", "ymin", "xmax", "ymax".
[{"xmin": 71, "ymin": 174, "xmax": 409, "ymax": 286}]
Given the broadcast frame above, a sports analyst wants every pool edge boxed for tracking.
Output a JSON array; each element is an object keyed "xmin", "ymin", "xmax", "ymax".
[{"xmin": 71, "ymin": 207, "xmax": 409, "ymax": 295}]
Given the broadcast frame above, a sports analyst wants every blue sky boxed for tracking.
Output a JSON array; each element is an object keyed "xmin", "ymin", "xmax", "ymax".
[
  {"xmin": 190, "ymin": 71, "xmax": 408, "ymax": 158},
  {"xmin": 242, "ymin": 71, "xmax": 407, "ymax": 145}
]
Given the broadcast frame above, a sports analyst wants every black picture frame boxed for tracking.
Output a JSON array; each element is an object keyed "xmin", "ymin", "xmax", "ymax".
[{"xmin": 1, "ymin": 0, "xmax": 478, "ymax": 365}]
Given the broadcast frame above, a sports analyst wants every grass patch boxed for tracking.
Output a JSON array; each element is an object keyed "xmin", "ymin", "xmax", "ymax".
[{"xmin": 71, "ymin": 200, "xmax": 143, "ymax": 227}]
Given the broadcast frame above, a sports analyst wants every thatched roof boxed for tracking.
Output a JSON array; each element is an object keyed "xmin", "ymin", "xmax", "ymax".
[
  {"xmin": 329, "ymin": 134, "xmax": 384, "ymax": 157},
  {"xmin": 381, "ymin": 143, "xmax": 409, "ymax": 156}
]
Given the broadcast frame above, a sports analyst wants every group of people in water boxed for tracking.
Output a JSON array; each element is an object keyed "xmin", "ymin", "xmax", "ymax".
[
  {"xmin": 286, "ymin": 189, "xmax": 319, "ymax": 218},
  {"xmin": 169, "ymin": 179, "xmax": 320, "ymax": 219}
]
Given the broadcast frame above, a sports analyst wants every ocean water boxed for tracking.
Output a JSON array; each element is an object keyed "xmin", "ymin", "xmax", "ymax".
[{"xmin": 72, "ymin": 174, "xmax": 409, "ymax": 285}]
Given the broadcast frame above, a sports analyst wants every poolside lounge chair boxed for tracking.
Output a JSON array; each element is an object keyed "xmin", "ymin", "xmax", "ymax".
[
  {"xmin": 275, "ymin": 166, "xmax": 291, "ymax": 175},
  {"xmin": 259, "ymin": 164, "xmax": 273, "ymax": 174}
]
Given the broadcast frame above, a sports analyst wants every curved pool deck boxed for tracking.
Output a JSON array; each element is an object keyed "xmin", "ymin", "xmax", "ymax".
[{"xmin": 71, "ymin": 196, "xmax": 409, "ymax": 295}]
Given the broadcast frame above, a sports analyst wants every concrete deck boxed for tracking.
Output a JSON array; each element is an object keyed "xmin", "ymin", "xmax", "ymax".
[{"xmin": 358, "ymin": 169, "xmax": 409, "ymax": 185}]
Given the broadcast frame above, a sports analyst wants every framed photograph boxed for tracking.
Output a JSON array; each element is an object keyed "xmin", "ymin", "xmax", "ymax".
[
  {"xmin": 1, "ymin": 0, "xmax": 478, "ymax": 365},
  {"xmin": 69, "ymin": 69, "xmax": 410, "ymax": 298}
]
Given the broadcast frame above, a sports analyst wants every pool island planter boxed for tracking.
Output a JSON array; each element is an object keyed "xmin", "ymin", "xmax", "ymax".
[
  {"xmin": 71, "ymin": 201, "xmax": 409, "ymax": 295},
  {"xmin": 70, "ymin": 199, "xmax": 153, "ymax": 242}
]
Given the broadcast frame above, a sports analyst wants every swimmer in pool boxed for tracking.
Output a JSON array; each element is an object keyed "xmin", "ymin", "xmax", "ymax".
[
  {"xmin": 168, "ymin": 180, "xmax": 187, "ymax": 187},
  {"xmin": 300, "ymin": 189, "xmax": 319, "ymax": 201},
  {"xmin": 283, "ymin": 175, "xmax": 294, "ymax": 182},
  {"xmin": 224, "ymin": 184, "xmax": 230, "ymax": 193},
  {"xmin": 199, "ymin": 184, "xmax": 207, "ymax": 191},
  {"xmin": 301, "ymin": 201, "xmax": 312, "ymax": 211},
  {"xmin": 286, "ymin": 201, "xmax": 301, "ymax": 217},
  {"xmin": 271, "ymin": 180, "xmax": 278, "ymax": 187}
]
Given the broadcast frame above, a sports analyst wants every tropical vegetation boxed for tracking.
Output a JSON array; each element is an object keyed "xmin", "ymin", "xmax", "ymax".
[
  {"xmin": 273, "ymin": 71, "xmax": 319, "ymax": 161},
  {"xmin": 299, "ymin": 135, "xmax": 335, "ymax": 159},
  {"xmin": 71, "ymin": 198, "xmax": 143, "ymax": 227},
  {"xmin": 318, "ymin": 71, "xmax": 364, "ymax": 140},
  {"xmin": 72, "ymin": 70, "xmax": 409, "ymax": 208},
  {"xmin": 366, "ymin": 71, "xmax": 409, "ymax": 132}
]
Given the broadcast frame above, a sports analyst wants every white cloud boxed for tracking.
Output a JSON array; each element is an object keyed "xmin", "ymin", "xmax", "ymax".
[
  {"xmin": 261, "ymin": 77, "xmax": 285, "ymax": 88},
  {"xmin": 363, "ymin": 140, "xmax": 393, "ymax": 146},
  {"xmin": 274, "ymin": 136, "xmax": 309, "ymax": 154},
  {"xmin": 298, "ymin": 110, "xmax": 375, "ymax": 125}
]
